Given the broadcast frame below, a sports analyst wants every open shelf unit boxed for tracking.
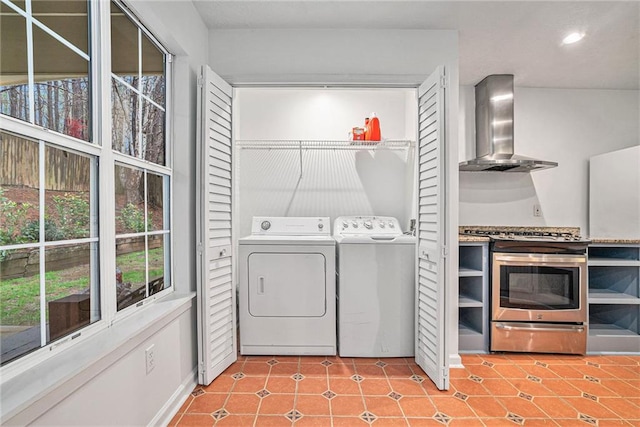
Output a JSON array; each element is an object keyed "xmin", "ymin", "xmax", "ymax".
[
  {"xmin": 458, "ymin": 242, "xmax": 489, "ymax": 353},
  {"xmin": 587, "ymin": 244, "xmax": 640, "ymax": 354}
]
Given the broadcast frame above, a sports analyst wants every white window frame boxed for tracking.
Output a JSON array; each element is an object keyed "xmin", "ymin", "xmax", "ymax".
[
  {"xmin": 108, "ymin": 0, "xmax": 174, "ymax": 315},
  {"xmin": 0, "ymin": 0, "xmax": 174, "ymax": 378}
]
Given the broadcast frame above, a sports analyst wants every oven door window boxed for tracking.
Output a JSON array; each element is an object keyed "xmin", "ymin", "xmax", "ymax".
[{"xmin": 500, "ymin": 266, "xmax": 580, "ymax": 310}]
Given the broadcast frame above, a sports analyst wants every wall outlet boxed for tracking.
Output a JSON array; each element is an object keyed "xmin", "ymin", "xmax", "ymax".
[
  {"xmin": 145, "ymin": 344, "xmax": 155, "ymax": 374},
  {"xmin": 533, "ymin": 204, "xmax": 542, "ymax": 217}
]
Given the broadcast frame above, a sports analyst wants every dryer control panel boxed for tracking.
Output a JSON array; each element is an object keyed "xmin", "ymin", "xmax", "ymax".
[
  {"xmin": 251, "ymin": 217, "xmax": 330, "ymax": 235},
  {"xmin": 334, "ymin": 216, "xmax": 403, "ymax": 237}
]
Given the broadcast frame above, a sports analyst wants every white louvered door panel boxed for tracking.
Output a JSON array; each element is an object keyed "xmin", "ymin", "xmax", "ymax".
[
  {"xmin": 196, "ymin": 65, "xmax": 236, "ymax": 385},
  {"xmin": 415, "ymin": 66, "xmax": 449, "ymax": 391}
]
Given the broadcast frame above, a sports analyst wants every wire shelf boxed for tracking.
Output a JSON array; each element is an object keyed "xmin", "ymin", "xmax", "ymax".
[{"xmin": 235, "ymin": 140, "xmax": 414, "ymax": 150}]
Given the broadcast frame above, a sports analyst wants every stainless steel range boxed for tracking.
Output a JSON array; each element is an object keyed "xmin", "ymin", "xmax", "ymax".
[{"xmin": 461, "ymin": 227, "xmax": 590, "ymax": 355}]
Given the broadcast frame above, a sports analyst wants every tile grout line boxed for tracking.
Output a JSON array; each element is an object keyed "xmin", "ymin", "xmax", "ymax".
[
  {"xmin": 325, "ymin": 358, "xmax": 335, "ymax": 427},
  {"xmin": 383, "ymin": 358, "xmax": 411, "ymax": 427},
  {"xmin": 251, "ymin": 357, "xmax": 273, "ymax": 427},
  {"xmin": 184, "ymin": 354, "xmax": 640, "ymax": 427},
  {"xmin": 213, "ymin": 357, "xmax": 246, "ymax": 427}
]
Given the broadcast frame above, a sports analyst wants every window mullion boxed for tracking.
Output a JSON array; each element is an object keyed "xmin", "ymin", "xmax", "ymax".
[
  {"xmin": 144, "ymin": 170, "xmax": 149, "ymax": 298},
  {"xmin": 137, "ymin": 28, "xmax": 143, "ymax": 160},
  {"xmin": 25, "ymin": 0, "xmax": 35, "ymax": 123},
  {"xmin": 97, "ymin": 0, "xmax": 117, "ymax": 323},
  {"xmin": 38, "ymin": 140, "xmax": 46, "ymax": 347}
]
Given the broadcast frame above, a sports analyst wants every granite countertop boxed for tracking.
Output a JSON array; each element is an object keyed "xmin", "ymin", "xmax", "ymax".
[
  {"xmin": 459, "ymin": 235, "xmax": 490, "ymax": 242},
  {"xmin": 457, "ymin": 225, "xmax": 640, "ymax": 244},
  {"xmin": 459, "ymin": 225, "xmax": 581, "ymax": 243},
  {"xmin": 588, "ymin": 238, "xmax": 640, "ymax": 244},
  {"xmin": 459, "ymin": 225, "xmax": 581, "ymax": 236}
]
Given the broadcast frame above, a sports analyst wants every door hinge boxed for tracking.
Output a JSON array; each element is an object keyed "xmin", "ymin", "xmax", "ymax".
[
  {"xmin": 197, "ymin": 75, "xmax": 203, "ymax": 87},
  {"xmin": 440, "ymin": 75, "xmax": 448, "ymax": 88},
  {"xmin": 197, "ymin": 243, "xmax": 203, "ymax": 255},
  {"xmin": 441, "ymin": 245, "xmax": 448, "ymax": 258}
]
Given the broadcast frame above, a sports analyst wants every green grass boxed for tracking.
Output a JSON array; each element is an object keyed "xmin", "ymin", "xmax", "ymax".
[
  {"xmin": 117, "ymin": 248, "xmax": 164, "ymax": 286},
  {"xmin": 0, "ymin": 270, "xmax": 90, "ymax": 326},
  {"xmin": 1, "ymin": 248, "xmax": 164, "ymax": 326}
]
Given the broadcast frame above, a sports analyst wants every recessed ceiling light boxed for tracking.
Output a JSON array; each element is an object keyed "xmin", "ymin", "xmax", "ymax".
[{"xmin": 562, "ymin": 32, "xmax": 585, "ymax": 45}]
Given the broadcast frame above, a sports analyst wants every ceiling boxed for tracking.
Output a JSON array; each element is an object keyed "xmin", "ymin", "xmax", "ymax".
[{"xmin": 192, "ymin": 0, "xmax": 639, "ymax": 90}]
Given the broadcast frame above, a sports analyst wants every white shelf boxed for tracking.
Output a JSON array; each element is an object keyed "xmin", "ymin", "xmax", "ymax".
[
  {"xmin": 589, "ymin": 323, "xmax": 639, "ymax": 337},
  {"xmin": 235, "ymin": 139, "xmax": 414, "ymax": 150},
  {"xmin": 588, "ymin": 258, "xmax": 640, "ymax": 267},
  {"xmin": 459, "ymin": 267, "xmax": 483, "ymax": 277},
  {"xmin": 458, "ymin": 321, "xmax": 483, "ymax": 336},
  {"xmin": 588, "ymin": 290, "xmax": 640, "ymax": 304},
  {"xmin": 459, "ymin": 296, "xmax": 483, "ymax": 307}
]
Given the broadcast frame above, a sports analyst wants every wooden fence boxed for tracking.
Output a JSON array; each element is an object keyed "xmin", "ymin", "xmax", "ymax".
[{"xmin": 1, "ymin": 133, "xmax": 91, "ymax": 192}]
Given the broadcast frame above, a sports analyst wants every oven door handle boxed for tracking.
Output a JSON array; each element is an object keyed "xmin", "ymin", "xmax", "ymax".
[{"xmin": 495, "ymin": 322, "xmax": 585, "ymax": 333}]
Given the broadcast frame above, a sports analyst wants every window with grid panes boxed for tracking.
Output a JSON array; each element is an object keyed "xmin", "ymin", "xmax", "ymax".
[
  {"xmin": 0, "ymin": 0, "xmax": 172, "ymax": 367},
  {"xmin": 111, "ymin": 0, "xmax": 171, "ymax": 311}
]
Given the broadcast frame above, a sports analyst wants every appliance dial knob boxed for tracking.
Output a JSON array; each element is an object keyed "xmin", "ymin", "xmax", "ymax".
[
  {"xmin": 389, "ymin": 221, "xmax": 395, "ymax": 228},
  {"xmin": 318, "ymin": 223, "xmax": 324, "ymax": 229},
  {"xmin": 261, "ymin": 221, "xmax": 271, "ymax": 231},
  {"xmin": 342, "ymin": 221, "xmax": 348, "ymax": 228},
  {"xmin": 379, "ymin": 222, "xmax": 385, "ymax": 228},
  {"xmin": 352, "ymin": 221, "xmax": 358, "ymax": 228},
  {"xmin": 364, "ymin": 220, "xmax": 372, "ymax": 229}
]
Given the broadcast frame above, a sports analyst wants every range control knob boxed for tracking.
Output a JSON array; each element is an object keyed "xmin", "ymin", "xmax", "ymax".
[
  {"xmin": 352, "ymin": 221, "xmax": 358, "ymax": 228},
  {"xmin": 342, "ymin": 221, "xmax": 348, "ymax": 228},
  {"xmin": 364, "ymin": 220, "xmax": 372, "ymax": 229},
  {"xmin": 261, "ymin": 220, "xmax": 271, "ymax": 231},
  {"xmin": 389, "ymin": 221, "xmax": 395, "ymax": 228},
  {"xmin": 379, "ymin": 222, "xmax": 386, "ymax": 228},
  {"xmin": 318, "ymin": 223, "xmax": 324, "ymax": 230}
]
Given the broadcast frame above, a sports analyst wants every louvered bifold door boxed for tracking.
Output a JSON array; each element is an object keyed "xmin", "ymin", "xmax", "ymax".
[
  {"xmin": 196, "ymin": 65, "xmax": 236, "ymax": 385},
  {"xmin": 415, "ymin": 66, "xmax": 449, "ymax": 391}
]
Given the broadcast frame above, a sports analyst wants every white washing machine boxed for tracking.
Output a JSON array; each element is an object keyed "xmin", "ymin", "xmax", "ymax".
[
  {"xmin": 238, "ymin": 217, "xmax": 336, "ymax": 355},
  {"xmin": 334, "ymin": 216, "xmax": 416, "ymax": 357}
]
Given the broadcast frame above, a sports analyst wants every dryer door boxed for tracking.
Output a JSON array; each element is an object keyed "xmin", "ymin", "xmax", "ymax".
[{"xmin": 248, "ymin": 253, "xmax": 326, "ymax": 317}]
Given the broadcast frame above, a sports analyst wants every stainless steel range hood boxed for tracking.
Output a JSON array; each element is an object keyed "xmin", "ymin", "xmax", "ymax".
[{"xmin": 459, "ymin": 74, "xmax": 558, "ymax": 172}]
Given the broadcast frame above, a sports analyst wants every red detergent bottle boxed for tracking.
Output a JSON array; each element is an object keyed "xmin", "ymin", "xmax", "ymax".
[{"xmin": 368, "ymin": 112, "xmax": 381, "ymax": 141}]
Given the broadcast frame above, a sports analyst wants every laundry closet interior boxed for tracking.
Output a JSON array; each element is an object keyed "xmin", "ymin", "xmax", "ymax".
[{"xmin": 233, "ymin": 87, "xmax": 418, "ymax": 237}]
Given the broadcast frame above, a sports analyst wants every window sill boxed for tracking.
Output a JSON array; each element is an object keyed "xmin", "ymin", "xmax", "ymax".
[{"xmin": 0, "ymin": 291, "xmax": 196, "ymax": 425}]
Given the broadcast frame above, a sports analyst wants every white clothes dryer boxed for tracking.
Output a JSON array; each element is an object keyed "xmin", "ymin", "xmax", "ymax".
[
  {"xmin": 334, "ymin": 216, "xmax": 416, "ymax": 357},
  {"xmin": 238, "ymin": 217, "xmax": 336, "ymax": 355}
]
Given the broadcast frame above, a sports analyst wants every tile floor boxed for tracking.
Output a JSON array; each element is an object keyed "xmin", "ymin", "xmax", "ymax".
[{"xmin": 170, "ymin": 354, "xmax": 640, "ymax": 426}]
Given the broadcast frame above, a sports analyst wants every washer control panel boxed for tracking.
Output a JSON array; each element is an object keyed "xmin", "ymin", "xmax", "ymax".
[
  {"xmin": 251, "ymin": 217, "xmax": 330, "ymax": 235},
  {"xmin": 334, "ymin": 216, "xmax": 403, "ymax": 237}
]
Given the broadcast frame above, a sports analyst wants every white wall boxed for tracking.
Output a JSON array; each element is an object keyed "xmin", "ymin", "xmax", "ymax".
[
  {"xmin": 211, "ymin": 29, "xmax": 462, "ymax": 367},
  {"xmin": 459, "ymin": 87, "xmax": 639, "ymax": 236},
  {"xmin": 209, "ymin": 29, "xmax": 457, "ymax": 86},
  {"xmin": 235, "ymin": 88, "xmax": 417, "ymax": 236},
  {"xmin": 30, "ymin": 305, "xmax": 196, "ymax": 426},
  {"xmin": 4, "ymin": 1, "xmax": 208, "ymax": 425}
]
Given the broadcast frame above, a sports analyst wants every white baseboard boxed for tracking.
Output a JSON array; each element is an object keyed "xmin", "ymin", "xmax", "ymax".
[
  {"xmin": 150, "ymin": 367, "xmax": 198, "ymax": 427},
  {"xmin": 449, "ymin": 353, "xmax": 463, "ymax": 369}
]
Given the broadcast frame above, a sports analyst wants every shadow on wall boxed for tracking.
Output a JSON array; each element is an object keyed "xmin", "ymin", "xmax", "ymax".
[
  {"xmin": 355, "ymin": 149, "xmax": 407, "ymax": 223},
  {"xmin": 237, "ymin": 147, "xmax": 412, "ymax": 237},
  {"xmin": 459, "ymin": 172, "xmax": 544, "ymax": 226}
]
